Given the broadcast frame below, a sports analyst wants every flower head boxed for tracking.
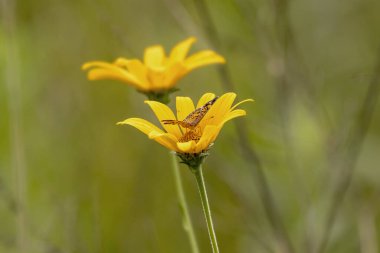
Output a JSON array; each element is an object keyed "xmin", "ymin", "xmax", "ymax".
[
  {"xmin": 82, "ymin": 37, "xmax": 225, "ymax": 100},
  {"xmin": 117, "ymin": 92, "xmax": 253, "ymax": 160}
]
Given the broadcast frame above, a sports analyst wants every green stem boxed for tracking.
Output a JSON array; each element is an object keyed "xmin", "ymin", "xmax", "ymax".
[
  {"xmin": 192, "ymin": 164, "xmax": 220, "ymax": 253},
  {"xmin": 170, "ymin": 154, "xmax": 199, "ymax": 253}
]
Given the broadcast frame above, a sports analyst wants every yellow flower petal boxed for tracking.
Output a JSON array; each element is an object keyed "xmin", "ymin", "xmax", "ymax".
[
  {"xmin": 176, "ymin": 96, "xmax": 195, "ymax": 133},
  {"xmin": 144, "ymin": 100, "xmax": 182, "ymax": 138},
  {"xmin": 200, "ymin": 92, "xmax": 236, "ymax": 128},
  {"xmin": 82, "ymin": 61, "xmax": 121, "ymax": 71},
  {"xmin": 162, "ymin": 63, "xmax": 187, "ymax": 89},
  {"xmin": 148, "ymin": 131, "xmax": 179, "ymax": 152},
  {"xmin": 82, "ymin": 61, "xmax": 132, "ymax": 73},
  {"xmin": 86, "ymin": 69, "xmax": 143, "ymax": 89},
  {"xmin": 196, "ymin": 93, "xmax": 216, "ymax": 108},
  {"xmin": 117, "ymin": 117, "xmax": 164, "ymax": 135},
  {"xmin": 195, "ymin": 125, "xmax": 219, "ymax": 152},
  {"xmin": 82, "ymin": 61, "xmax": 146, "ymax": 89},
  {"xmin": 169, "ymin": 37, "xmax": 196, "ymax": 63},
  {"xmin": 230, "ymin": 98, "xmax": 254, "ymax": 111},
  {"xmin": 177, "ymin": 140, "xmax": 197, "ymax": 153},
  {"xmin": 222, "ymin": 109, "xmax": 247, "ymax": 125},
  {"xmin": 146, "ymin": 69, "xmax": 167, "ymax": 89},
  {"xmin": 113, "ymin": 57, "xmax": 129, "ymax": 68},
  {"xmin": 184, "ymin": 50, "xmax": 226, "ymax": 71},
  {"xmin": 144, "ymin": 45, "xmax": 166, "ymax": 69},
  {"xmin": 176, "ymin": 96, "xmax": 195, "ymax": 121},
  {"xmin": 116, "ymin": 59, "xmax": 149, "ymax": 87}
]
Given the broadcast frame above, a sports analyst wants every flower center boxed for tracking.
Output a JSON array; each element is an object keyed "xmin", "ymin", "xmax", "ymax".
[{"xmin": 179, "ymin": 128, "xmax": 202, "ymax": 143}]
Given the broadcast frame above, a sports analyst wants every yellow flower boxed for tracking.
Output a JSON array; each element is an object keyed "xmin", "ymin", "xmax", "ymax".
[
  {"xmin": 82, "ymin": 37, "xmax": 225, "ymax": 93},
  {"xmin": 117, "ymin": 92, "xmax": 253, "ymax": 155}
]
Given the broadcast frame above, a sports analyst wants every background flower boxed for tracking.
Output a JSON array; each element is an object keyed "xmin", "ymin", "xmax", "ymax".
[{"xmin": 82, "ymin": 37, "xmax": 225, "ymax": 93}]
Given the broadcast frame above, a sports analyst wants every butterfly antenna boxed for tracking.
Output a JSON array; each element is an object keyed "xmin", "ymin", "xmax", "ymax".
[{"xmin": 161, "ymin": 119, "xmax": 179, "ymax": 125}]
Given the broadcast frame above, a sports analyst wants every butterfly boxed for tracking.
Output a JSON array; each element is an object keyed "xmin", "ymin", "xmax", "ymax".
[{"xmin": 161, "ymin": 96, "xmax": 218, "ymax": 130}]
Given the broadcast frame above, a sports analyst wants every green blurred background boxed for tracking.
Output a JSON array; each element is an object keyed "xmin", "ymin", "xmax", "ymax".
[{"xmin": 1, "ymin": 0, "xmax": 380, "ymax": 252}]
